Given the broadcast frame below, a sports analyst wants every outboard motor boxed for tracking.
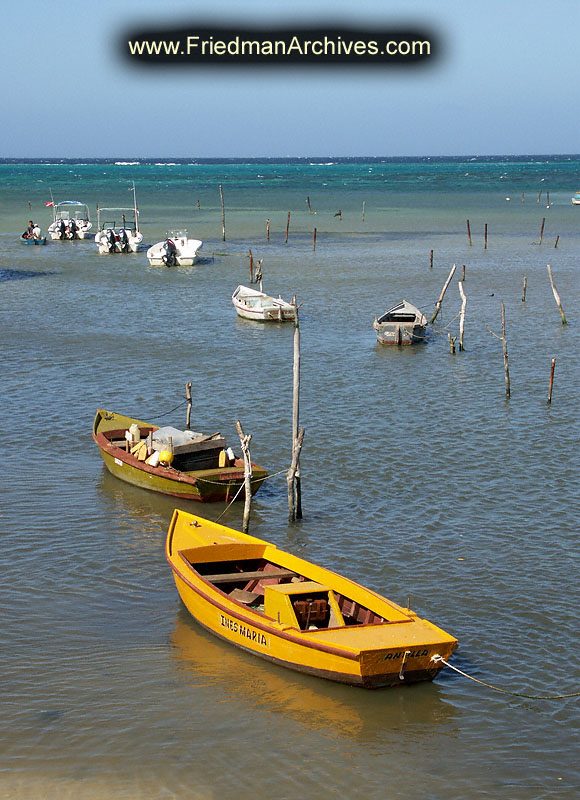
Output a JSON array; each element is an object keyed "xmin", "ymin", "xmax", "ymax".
[
  {"xmin": 162, "ymin": 238, "xmax": 177, "ymax": 267},
  {"xmin": 58, "ymin": 219, "xmax": 67, "ymax": 240},
  {"xmin": 105, "ymin": 228, "xmax": 117, "ymax": 252},
  {"xmin": 119, "ymin": 228, "xmax": 130, "ymax": 253},
  {"xmin": 69, "ymin": 219, "xmax": 79, "ymax": 240}
]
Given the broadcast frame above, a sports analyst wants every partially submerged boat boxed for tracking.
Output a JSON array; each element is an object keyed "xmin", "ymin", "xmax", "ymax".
[
  {"xmin": 94, "ymin": 185, "xmax": 143, "ymax": 253},
  {"xmin": 92, "ymin": 409, "xmax": 267, "ymax": 503},
  {"xmin": 146, "ymin": 231, "xmax": 203, "ymax": 266},
  {"xmin": 232, "ymin": 285, "xmax": 297, "ymax": 322},
  {"xmin": 48, "ymin": 201, "xmax": 92, "ymax": 239},
  {"xmin": 21, "ymin": 234, "xmax": 46, "ymax": 245},
  {"xmin": 373, "ymin": 300, "xmax": 427, "ymax": 345},
  {"xmin": 166, "ymin": 509, "xmax": 458, "ymax": 688}
]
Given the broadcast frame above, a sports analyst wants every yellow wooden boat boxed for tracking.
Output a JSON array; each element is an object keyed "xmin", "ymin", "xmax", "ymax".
[
  {"xmin": 166, "ymin": 510, "xmax": 458, "ymax": 688},
  {"xmin": 93, "ymin": 409, "xmax": 267, "ymax": 503}
]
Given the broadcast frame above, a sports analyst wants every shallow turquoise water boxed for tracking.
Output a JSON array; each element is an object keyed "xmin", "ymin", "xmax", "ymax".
[{"xmin": 1, "ymin": 157, "xmax": 580, "ymax": 799}]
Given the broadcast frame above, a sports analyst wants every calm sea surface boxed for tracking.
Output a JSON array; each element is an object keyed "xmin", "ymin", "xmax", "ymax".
[{"xmin": 1, "ymin": 157, "xmax": 580, "ymax": 799}]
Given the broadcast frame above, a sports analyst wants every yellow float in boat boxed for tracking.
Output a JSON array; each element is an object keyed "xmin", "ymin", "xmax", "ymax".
[
  {"xmin": 166, "ymin": 509, "xmax": 458, "ymax": 688},
  {"xmin": 158, "ymin": 450, "xmax": 174, "ymax": 466}
]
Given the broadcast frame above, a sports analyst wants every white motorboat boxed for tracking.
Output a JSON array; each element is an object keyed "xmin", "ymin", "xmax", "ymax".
[
  {"xmin": 47, "ymin": 201, "xmax": 92, "ymax": 240},
  {"xmin": 373, "ymin": 300, "xmax": 427, "ymax": 345},
  {"xmin": 232, "ymin": 285, "xmax": 297, "ymax": 322},
  {"xmin": 94, "ymin": 184, "xmax": 143, "ymax": 253},
  {"xmin": 146, "ymin": 231, "xmax": 203, "ymax": 266},
  {"xmin": 572, "ymin": 191, "xmax": 580, "ymax": 205}
]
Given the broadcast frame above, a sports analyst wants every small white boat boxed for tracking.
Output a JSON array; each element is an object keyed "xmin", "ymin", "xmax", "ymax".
[
  {"xmin": 146, "ymin": 231, "xmax": 203, "ymax": 266},
  {"xmin": 47, "ymin": 201, "xmax": 92, "ymax": 240},
  {"xmin": 94, "ymin": 184, "xmax": 143, "ymax": 254},
  {"xmin": 373, "ymin": 300, "xmax": 427, "ymax": 345},
  {"xmin": 572, "ymin": 191, "xmax": 580, "ymax": 206},
  {"xmin": 232, "ymin": 285, "xmax": 297, "ymax": 322}
]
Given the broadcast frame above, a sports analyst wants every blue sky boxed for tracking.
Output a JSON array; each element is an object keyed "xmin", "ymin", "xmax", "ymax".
[{"xmin": 2, "ymin": 0, "xmax": 578, "ymax": 157}]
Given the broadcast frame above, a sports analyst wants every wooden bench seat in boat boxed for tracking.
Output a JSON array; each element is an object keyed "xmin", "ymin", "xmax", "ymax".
[{"xmin": 202, "ymin": 568, "xmax": 298, "ymax": 584}]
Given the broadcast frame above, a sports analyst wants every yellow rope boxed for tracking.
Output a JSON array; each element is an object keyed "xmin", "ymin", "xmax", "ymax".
[{"xmin": 433, "ymin": 656, "xmax": 580, "ymax": 700}]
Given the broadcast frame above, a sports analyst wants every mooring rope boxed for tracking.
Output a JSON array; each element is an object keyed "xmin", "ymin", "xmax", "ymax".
[
  {"xmin": 433, "ymin": 656, "xmax": 580, "ymax": 700},
  {"xmin": 149, "ymin": 397, "xmax": 189, "ymax": 419},
  {"xmin": 196, "ymin": 467, "xmax": 288, "ymax": 486},
  {"xmin": 213, "ymin": 481, "xmax": 246, "ymax": 522}
]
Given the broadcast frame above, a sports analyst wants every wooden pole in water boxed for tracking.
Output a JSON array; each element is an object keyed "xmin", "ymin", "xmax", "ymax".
[
  {"xmin": 461, "ymin": 264, "xmax": 466, "ymax": 281},
  {"xmin": 430, "ymin": 263, "xmax": 457, "ymax": 324},
  {"xmin": 266, "ymin": 218, "xmax": 270, "ymax": 241},
  {"xmin": 235, "ymin": 420, "xmax": 253, "ymax": 533},
  {"xmin": 249, "ymin": 248, "xmax": 254, "ymax": 283},
  {"xmin": 313, "ymin": 228, "xmax": 317, "ymax": 251},
  {"xmin": 522, "ymin": 276, "xmax": 527, "ymax": 302},
  {"xmin": 537, "ymin": 190, "xmax": 542, "ymax": 203},
  {"xmin": 547, "ymin": 264, "xmax": 567, "ymax": 324},
  {"xmin": 285, "ymin": 211, "xmax": 291, "ymax": 243},
  {"xmin": 522, "ymin": 192, "xmax": 525, "ymax": 203},
  {"xmin": 447, "ymin": 333, "xmax": 456, "ymax": 354},
  {"xmin": 546, "ymin": 191, "xmax": 550, "ymax": 208},
  {"xmin": 290, "ymin": 311, "xmax": 303, "ymax": 519},
  {"xmin": 458, "ymin": 281, "xmax": 466, "ymax": 351},
  {"xmin": 430, "ymin": 249, "xmax": 434, "ymax": 269},
  {"xmin": 539, "ymin": 217, "xmax": 545, "ymax": 245},
  {"xmin": 466, "ymin": 219, "xmax": 472, "ymax": 246},
  {"xmin": 547, "ymin": 358, "xmax": 556, "ymax": 404},
  {"xmin": 501, "ymin": 301, "xmax": 511, "ymax": 399},
  {"xmin": 288, "ymin": 428, "xmax": 305, "ymax": 522},
  {"xmin": 185, "ymin": 382, "xmax": 192, "ymax": 430},
  {"xmin": 554, "ymin": 235, "xmax": 559, "ymax": 248},
  {"xmin": 362, "ymin": 201, "xmax": 366, "ymax": 221},
  {"xmin": 307, "ymin": 196, "xmax": 312, "ymax": 214},
  {"xmin": 219, "ymin": 184, "xmax": 226, "ymax": 241},
  {"xmin": 484, "ymin": 223, "xmax": 488, "ymax": 249}
]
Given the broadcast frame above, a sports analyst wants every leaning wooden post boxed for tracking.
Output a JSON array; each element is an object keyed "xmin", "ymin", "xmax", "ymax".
[
  {"xmin": 537, "ymin": 190, "xmax": 542, "ymax": 203},
  {"xmin": 430, "ymin": 263, "xmax": 457, "ymax": 324},
  {"xmin": 313, "ymin": 227, "xmax": 317, "ymax": 251},
  {"xmin": 501, "ymin": 301, "xmax": 511, "ymax": 399},
  {"xmin": 307, "ymin": 196, "xmax": 312, "ymax": 214},
  {"xmin": 547, "ymin": 264, "xmax": 567, "ymax": 324},
  {"xmin": 539, "ymin": 217, "xmax": 545, "ymax": 245},
  {"xmin": 466, "ymin": 219, "xmax": 472, "ymax": 246},
  {"xmin": 554, "ymin": 235, "xmax": 559, "ymax": 249},
  {"xmin": 285, "ymin": 211, "xmax": 290, "ymax": 243},
  {"xmin": 458, "ymin": 281, "xmax": 467, "ymax": 351},
  {"xmin": 235, "ymin": 420, "xmax": 252, "ymax": 533},
  {"xmin": 522, "ymin": 276, "xmax": 527, "ymax": 302},
  {"xmin": 547, "ymin": 358, "xmax": 556, "ymax": 404},
  {"xmin": 288, "ymin": 428, "xmax": 305, "ymax": 522},
  {"xmin": 185, "ymin": 382, "xmax": 192, "ymax": 429},
  {"xmin": 219, "ymin": 184, "xmax": 226, "ymax": 241},
  {"xmin": 291, "ymin": 310, "xmax": 302, "ymax": 519}
]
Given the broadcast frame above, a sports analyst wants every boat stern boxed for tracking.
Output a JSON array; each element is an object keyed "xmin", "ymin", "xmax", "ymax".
[{"xmin": 358, "ymin": 633, "xmax": 458, "ymax": 688}]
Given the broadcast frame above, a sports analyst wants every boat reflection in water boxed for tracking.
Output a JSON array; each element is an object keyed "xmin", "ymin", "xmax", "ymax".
[{"xmin": 169, "ymin": 612, "xmax": 457, "ymax": 743}]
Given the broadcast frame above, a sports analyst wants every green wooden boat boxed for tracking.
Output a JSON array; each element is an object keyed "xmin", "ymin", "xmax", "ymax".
[{"xmin": 92, "ymin": 409, "xmax": 267, "ymax": 503}]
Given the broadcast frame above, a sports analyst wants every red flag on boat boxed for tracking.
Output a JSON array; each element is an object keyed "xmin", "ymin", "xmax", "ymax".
[{"xmin": 45, "ymin": 201, "xmax": 54, "ymax": 207}]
